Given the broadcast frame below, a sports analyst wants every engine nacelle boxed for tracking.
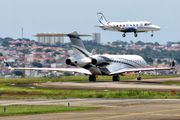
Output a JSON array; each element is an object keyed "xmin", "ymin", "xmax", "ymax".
[
  {"xmin": 65, "ymin": 56, "xmax": 76, "ymax": 66},
  {"xmin": 91, "ymin": 56, "xmax": 110, "ymax": 66}
]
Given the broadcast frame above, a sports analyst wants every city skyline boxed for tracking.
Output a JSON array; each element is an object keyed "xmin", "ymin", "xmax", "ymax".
[{"xmin": 0, "ymin": 0, "xmax": 179, "ymax": 44}]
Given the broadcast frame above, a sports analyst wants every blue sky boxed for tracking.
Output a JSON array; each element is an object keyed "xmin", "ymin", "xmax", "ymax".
[{"xmin": 0, "ymin": 0, "xmax": 179, "ymax": 44}]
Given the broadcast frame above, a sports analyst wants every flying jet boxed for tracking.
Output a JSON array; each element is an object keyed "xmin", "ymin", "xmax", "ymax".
[
  {"xmin": 4, "ymin": 31, "xmax": 174, "ymax": 82},
  {"xmin": 95, "ymin": 12, "xmax": 161, "ymax": 37}
]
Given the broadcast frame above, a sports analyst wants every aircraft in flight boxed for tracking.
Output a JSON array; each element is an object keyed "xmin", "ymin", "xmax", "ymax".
[
  {"xmin": 4, "ymin": 31, "xmax": 174, "ymax": 82},
  {"xmin": 95, "ymin": 12, "xmax": 161, "ymax": 37}
]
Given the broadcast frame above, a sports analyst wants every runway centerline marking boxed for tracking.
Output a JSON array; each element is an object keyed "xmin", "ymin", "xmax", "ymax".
[{"xmin": 93, "ymin": 108, "xmax": 180, "ymax": 120}]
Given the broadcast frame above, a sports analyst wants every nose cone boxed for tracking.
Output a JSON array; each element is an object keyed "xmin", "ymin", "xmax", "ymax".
[
  {"xmin": 156, "ymin": 26, "xmax": 161, "ymax": 30},
  {"xmin": 151, "ymin": 25, "xmax": 161, "ymax": 31}
]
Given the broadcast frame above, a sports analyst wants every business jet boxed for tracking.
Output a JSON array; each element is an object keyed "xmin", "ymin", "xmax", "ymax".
[
  {"xmin": 95, "ymin": 12, "xmax": 161, "ymax": 37},
  {"xmin": 4, "ymin": 31, "xmax": 174, "ymax": 82}
]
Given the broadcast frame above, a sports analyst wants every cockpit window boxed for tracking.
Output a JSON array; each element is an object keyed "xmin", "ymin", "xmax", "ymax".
[{"xmin": 144, "ymin": 23, "xmax": 151, "ymax": 26}]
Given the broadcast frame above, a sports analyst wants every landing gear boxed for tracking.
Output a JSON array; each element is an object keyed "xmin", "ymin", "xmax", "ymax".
[
  {"xmin": 151, "ymin": 31, "xmax": 154, "ymax": 37},
  {"xmin": 137, "ymin": 72, "xmax": 141, "ymax": 80},
  {"xmin": 122, "ymin": 33, "xmax": 126, "ymax": 37},
  {"xmin": 134, "ymin": 33, "xmax": 138, "ymax": 37},
  {"xmin": 89, "ymin": 75, "xmax": 96, "ymax": 82},
  {"xmin": 137, "ymin": 77, "xmax": 141, "ymax": 80},
  {"xmin": 113, "ymin": 75, "xmax": 120, "ymax": 81}
]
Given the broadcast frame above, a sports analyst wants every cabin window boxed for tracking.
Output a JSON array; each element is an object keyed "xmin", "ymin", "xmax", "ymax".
[
  {"xmin": 126, "ymin": 24, "xmax": 129, "ymax": 27},
  {"xmin": 136, "ymin": 24, "xmax": 138, "ymax": 26},
  {"xmin": 117, "ymin": 25, "xmax": 118, "ymax": 27},
  {"xmin": 130, "ymin": 24, "xmax": 132, "ymax": 26},
  {"xmin": 123, "ymin": 25, "xmax": 125, "ymax": 27},
  {"xmin": 133, "ymin": 24, "xmax": 135, "ymax": 26},
  {"xmin": 120, "ymin": 25, "xmax": 122, "ymax": 27}
]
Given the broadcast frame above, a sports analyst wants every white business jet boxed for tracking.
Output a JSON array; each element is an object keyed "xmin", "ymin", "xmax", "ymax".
[
  {"xmin": 4, "ymin": 31, "xmax": 174, "ymax": 82},
  {"xmin": 95, "ymin": 12, "xmax": 161, "ymax": 37}
]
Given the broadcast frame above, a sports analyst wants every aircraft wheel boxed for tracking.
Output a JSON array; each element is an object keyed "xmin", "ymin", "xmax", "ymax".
[
  {"xmin": 151, "ymin": 34, "xmax": 153, "ymax": 37},
  {"xmin": 113, "ymin": 75, "xmax": 120, "ymax": 81},
  {"xmin": 122, "ymin": 34, "xmax": 126, "ymax": 37},
  {"xmin": 89, "ymin": 75, "xmax": 96, "ymax": 82},
  {"xmin": 137, "ymin": 77, "xmax": 141, "ymax": 80},
  {"xmin": 134, "ymin": 34, "xmax": 138, "ymax": 37}
]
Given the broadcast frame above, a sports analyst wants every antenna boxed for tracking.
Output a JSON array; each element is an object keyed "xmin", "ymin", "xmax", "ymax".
[{"xmin": 22, "ymin": 28, "xmax": 23, "ymax": 41}]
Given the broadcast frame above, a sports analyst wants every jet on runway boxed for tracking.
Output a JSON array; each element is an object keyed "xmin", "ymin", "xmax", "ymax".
[
  {"xmin": 4, "ymin": 31, "xmax": 174, "ymax": 82},
  {"xmin": 95, "ymin": 12, "xmax": 161, "ymax": 37}
]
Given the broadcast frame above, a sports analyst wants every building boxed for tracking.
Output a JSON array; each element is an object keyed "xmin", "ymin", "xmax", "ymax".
[
  {"xmin": 26, "ymin": 54, "xmax": 34, "ymax": 62},
  {"xmin": 37, "ymin": 32, "xmax": 64, "ymax": 44},
  {"xmin": 93, "ymin": 33, "xmax": 101, "ymax": 44}
]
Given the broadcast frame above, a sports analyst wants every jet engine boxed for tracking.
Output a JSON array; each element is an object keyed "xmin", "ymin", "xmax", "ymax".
[
  {"xmin": 91, "ymin": 56, "xmax": 110, "ymax": 66},
  {"xmin": 65, "ymin": 56, "xmax": 76, "ymax": 66}
]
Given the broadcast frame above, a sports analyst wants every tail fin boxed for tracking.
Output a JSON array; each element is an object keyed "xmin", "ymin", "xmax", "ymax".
[
  {"xmin": 97, "ymin": 12, "xmax": 109, "ymax": 25},
  {"xmin": 34, "ymin": 31, "xmax": 91, "ymax": 59},
  {"xmin": 4, "ymin": 59, "xmax": 12, "ymax": 69},
  {"xmin": 67, "ymin": 31, "xmax": 91, "ymax": 59}
]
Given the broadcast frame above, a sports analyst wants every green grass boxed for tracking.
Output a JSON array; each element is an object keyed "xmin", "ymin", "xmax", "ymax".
[
  {"xmin": 1, "ymin": 74, "xmax": 180, "ymax": 84},
  {"xmin": 0, "ymin": 75, "xmax": 180, "ymax": 99},
  {"xmin": 0, "ymin": 105, "xmax": 98, "ymax": 116},
  {"xmin": 163, "ymin": 81, "xmax": 180, "ymax": 86}
]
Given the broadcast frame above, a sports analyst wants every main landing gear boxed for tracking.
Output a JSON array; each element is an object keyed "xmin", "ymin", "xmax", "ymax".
[
  {"xmin": 134, "ymin": 33, "xmax": 138, "ymax": 37},
  {"xmin": 89, "ymin": 75, "xmax": 96, "ymax": 82},
  {"xmin": 122, "ymin": 33, "xmax": 126, "ymax": 37},
  {"xmin": 137, "ymin": 72, "xmax": 141, "ymax": 80},
  {"xmin": 113, "ymin": 75, "xmax": 120, "ymax": 81},
  {"xmin": 151, "ymin": 31, "xmax": 154, "ymax": 37}
]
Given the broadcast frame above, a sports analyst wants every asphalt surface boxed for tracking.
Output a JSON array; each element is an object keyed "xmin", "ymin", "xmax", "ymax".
[
  {"xmin": 1, "ymin": 99, "xmax": 180, "ymax": 120},
  {"xmin": 31, "ymin": 77, "xmax": 180, "ymax": 92},
  {"xmin": 2, "ymin": 77, "xmax": 180, "ymax": 120}
]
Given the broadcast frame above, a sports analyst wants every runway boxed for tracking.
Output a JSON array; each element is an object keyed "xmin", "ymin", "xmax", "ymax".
[
  {"xmin": 31, "ymin": 77, "xmax": 180, "ymax": 92},
  {"xmin": 1, "ymin": 99, "xmax": 180, "ymax": 120}
]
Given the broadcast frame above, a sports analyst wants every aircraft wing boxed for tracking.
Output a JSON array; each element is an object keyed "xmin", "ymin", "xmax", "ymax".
[
  {"xmin": 10, "ymin": 67, "xmax": 92, "ymax": 75},
  {"xmin": 110, "ymin": 67, "xmax": 174, "ymax": 75},
  {"xmin": 4, "ymin": 59, "xmax": 92, "ymax": 75}
]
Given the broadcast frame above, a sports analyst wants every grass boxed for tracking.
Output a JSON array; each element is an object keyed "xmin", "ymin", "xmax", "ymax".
[
  {"xmin": 163, "ymin": 81, "xmax": 180, "ymax": 86},
  {"xmin": 0, "ymin": 75, "xmax": 180, "ymax": 99},
  {"xmin": 0, "ymin": 105, "xmax": 98, "ymax": 116},
  {"xmin": 1, "ymin": 74, "xmax": 180, "ymax": 84}
]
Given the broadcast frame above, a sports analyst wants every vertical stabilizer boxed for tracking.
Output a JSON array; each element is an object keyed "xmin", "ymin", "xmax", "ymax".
[
  {"xmin": 97, "ymin": 12, "xmax": 109, "ymax": 25},
  {"xmin": 67, "ymin": 31, "xmax": 91, "ymax": 59}
]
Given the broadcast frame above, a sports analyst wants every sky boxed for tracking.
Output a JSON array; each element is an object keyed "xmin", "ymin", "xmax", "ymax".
[{"xmin": 0, "ymin": 0, "xmax": 179, "ymax": 44}]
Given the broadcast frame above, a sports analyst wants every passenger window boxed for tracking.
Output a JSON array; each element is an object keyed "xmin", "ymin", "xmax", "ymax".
[
  {"xmin": 130, "ymin": 24, "xmax": 132, "ymax": 26},
  {"xmin": 136, "ymin": 24, "xmax": 138, "ymax": 26},
  {"xmin": 123, "ymin": 25, "xmax": 125, "ymax": 27},
  {"xmin": 126, "ymin": 24, "xmax": 129, "ymax": 27},
  {"xmin": 120, "ymin": 25, "xmax": 122, "ymax": 27},
  {"xmin": 133, "ymin": 24, "xmax": 135, "ymax": 26}
]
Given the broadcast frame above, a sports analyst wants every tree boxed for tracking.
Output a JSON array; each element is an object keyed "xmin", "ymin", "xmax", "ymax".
[
  {"xmin": 2, "ymin": 41, "xmax": 9, "ymax": 47},
  {"xmin": 32, "ymin": 61, "xmax": 42, "ymax": 68},
  {"xmin": 15, "ymin": 43, "xmax": 22, "ymax": 47},
  {"xmin": 135, "ymin": 41, "xmax": 145, "ymax": 46},
  {"xmin": 12, "ymin": 70, "xmax": 24, "ymax": 76},
  {"xmin": 45, "ymin": 49, "xmax": 52, "ymax": 53},
  {"xmin": 36, "ymin": 48, "xmax": 43, "ymax": 52}
]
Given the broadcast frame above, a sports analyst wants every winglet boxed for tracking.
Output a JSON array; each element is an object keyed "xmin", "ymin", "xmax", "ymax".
[{"xmin": 4, "ymin": 59, "xmax": 12, "ymax": 69}]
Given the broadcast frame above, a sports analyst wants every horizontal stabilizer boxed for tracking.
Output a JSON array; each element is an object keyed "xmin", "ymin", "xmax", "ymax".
[{"xmin": 34, "ymin": 32, "xmax": 92, "ymax": 37}]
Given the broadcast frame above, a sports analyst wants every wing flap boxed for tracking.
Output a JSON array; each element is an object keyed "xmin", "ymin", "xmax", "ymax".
[
  {"xmin": 110, "ymin": 67, "xmax": 173, "ymax": 75},
  {"xmin": 12, "ymin": 67, "xmax": 92, "ymax": 75}
]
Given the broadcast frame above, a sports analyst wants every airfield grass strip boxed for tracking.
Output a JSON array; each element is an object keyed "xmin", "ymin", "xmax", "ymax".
[
  {"xmin": 0, "ymin": 85, "xmax": 179, "ymax": 99},
  {"xmin": 0, "ymin": 75, "xmax": 180, "ymax": 99},
  {"xmin": 0, "ymin": 105, "xmax": 98, "ymax": 116},
  {"xmin": 0, "ymin": 75, "xmax": 180, "ymax": 84}
]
